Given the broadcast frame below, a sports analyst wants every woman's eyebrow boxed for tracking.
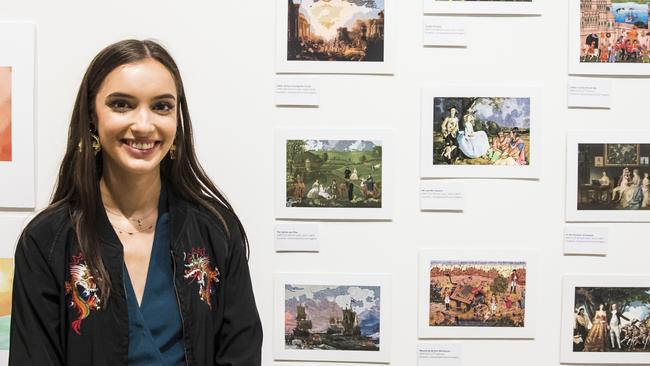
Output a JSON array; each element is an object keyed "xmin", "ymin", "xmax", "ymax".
[
  {"xmin": 152, "ymin": 93, "xmax": 176, "ymax": 101},
  {"xmin": 106, "ymin": 92, "xmax": 136, "ymax": 99}
]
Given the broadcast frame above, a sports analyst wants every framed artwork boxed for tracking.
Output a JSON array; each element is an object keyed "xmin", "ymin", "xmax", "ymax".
[
  {"xmin": 566, "ymin": 131, "xmax": 650, "ymax": 222},
  {"xmin": 560, "ymin": 275, "xmax": 650, "ymax": 364},
  {"xmin": 275, "ymin": 128, "xmax": 393, "ymax": 220},
  {"xmin": 423, "ymin": 0, "xmax": 540, "ymax": 15},
  {"xmin": 273, "ymin": 273, "xmax": 391, "ymax": 363},
  {"xmin": 569, "ymin": 0, "xmax": 650, "ymax": 75},
  {"xmin": 0, "ymin": 258, "xmax": 13, "ymax": 350},
  {"xmin": 418, "ymin": 249, "xmax": 537, "ymax": 339},
  {"xmin": 420, "ymin": 85, "xmax": 541, "ymax": 179},
  {"xmin": 0, "ymin": 23, "xmax": 35, "ymax": 208},
  {"xmin": 275, "ymin": 0, "xmax": 394, "ymax": 74}
]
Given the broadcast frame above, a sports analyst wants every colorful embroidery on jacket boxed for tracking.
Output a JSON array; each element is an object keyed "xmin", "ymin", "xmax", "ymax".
[
  {"xmin": 64, "ymin": 253, "xmax": 101, "ymax": 335},
  {"xmin": 183, "ymin": 247, "xmax": 220, "ymax": 309}
]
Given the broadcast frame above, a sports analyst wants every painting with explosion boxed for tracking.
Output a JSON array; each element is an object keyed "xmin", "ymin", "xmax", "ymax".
[{"xmin": 287, "ymin": 0, "xmax": 385, "ymax": 62}]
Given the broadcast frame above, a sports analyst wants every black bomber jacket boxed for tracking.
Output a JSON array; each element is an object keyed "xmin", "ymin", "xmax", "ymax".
[{"xmin": 9, "ymin": 188, "xmax": 263, "ymax": 366}]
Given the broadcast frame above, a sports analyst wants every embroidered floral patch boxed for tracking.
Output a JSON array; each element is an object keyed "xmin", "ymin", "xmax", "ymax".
[
  {"xmin": 183, "ymin": 247, "xmax": 220, "ymax": 309},
  {"xmin": 64, "ymin": 253, "xmax": 101, "ymax": 335}
]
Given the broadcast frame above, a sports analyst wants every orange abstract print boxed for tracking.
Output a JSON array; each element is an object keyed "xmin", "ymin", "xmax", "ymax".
[{"xmin": 0, "ymin": 67, "xmax": 11, "ymax": 162}]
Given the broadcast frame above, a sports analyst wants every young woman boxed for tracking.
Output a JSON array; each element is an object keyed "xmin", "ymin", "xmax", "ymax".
[{"xmin": 9, "ymin": 40, "xmax": 262, "ymax": 365}]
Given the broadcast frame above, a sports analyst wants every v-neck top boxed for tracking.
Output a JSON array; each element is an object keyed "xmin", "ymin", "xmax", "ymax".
[{"xmin": 123, "ymin": 184, "xmax": 186, "ymax": 366}]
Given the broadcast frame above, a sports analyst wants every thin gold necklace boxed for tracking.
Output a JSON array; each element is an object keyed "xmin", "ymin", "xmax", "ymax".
[
  {"xmin": 111, "ymin": 222, "xmax": 154, "ymax": 236},
  {"xmin": 105, "ymin": 206, "xmax": 157, "ymax": 230}
]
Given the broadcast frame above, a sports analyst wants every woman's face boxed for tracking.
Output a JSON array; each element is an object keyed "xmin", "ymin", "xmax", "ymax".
[{"xmin": 94, "ymin": 58, "xmax": 177, "ymax": 177}]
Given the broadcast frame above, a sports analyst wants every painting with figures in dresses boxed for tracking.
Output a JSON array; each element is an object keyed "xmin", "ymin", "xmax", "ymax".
[
  {"xmin": 287, "ymin": 0, "xmax": 385, "ymax": 62},
  {"xmin": 572, "ymin": 286, "xmax": 650, "ymax": 353},
  {"xmin": 580, "ymin": 0, "xmax": 650, "ymax": 63},
  {"xmin": 284, "ymin": 284, "xmax": 381, "ymax": 352},
  {"xmin": 577, "ymin": 143, "xmax": 650, "ymax": 210},
  {"xmin": 0, "ymin": 67, "xmax": 11, "ymax": 162},
  {"xmin": 286, "ymin": 139, "xmax": 382, "ymax": 208},
  {"xmin": 429, "ymin": 260, "xmax": 527, "ymax": 328},
  {"xmin": 432, "ymin": 97, "xmax": 531, "ymax": 166}
]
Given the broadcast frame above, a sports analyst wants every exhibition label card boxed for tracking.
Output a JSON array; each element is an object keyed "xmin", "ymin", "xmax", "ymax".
[
  {"xmin": 275, "ymin": 78, "xmax": 320, "ymax": 107},
  {"xmin": 422, "ymin": 17, "xmax": 467, "ymax": 47},
  {"xmin": 417, "ymin": 342, "xmax": 461, "ymax": 366},
  {"xmin": 567, "ymin": 77, "xmax": 612, "ymax": 109},
  {"xmin": 274, "ymin": 223, "xmax": 320, "ymax": 252},
  {"xmin": 420, "ymin": 181, "xmax": 464, "ymax": 211},
  {"xmin": 563, "ymin": 226, "xmax": 608, "ymax": 255}
]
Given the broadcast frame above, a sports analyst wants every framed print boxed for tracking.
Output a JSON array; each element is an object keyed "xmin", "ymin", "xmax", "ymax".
[
  {"xmin": 0, "ymin": 23, "xmax": 35, "ymax": 208},
  {"xmin": 420, "ymin": 85, "xmax": 541, "ymax": 179},
  {"xmin": 0, "ymin": 258, "xmax": 13, "ymax": 350},
  {"xmin": 566, "ymin": 131, "xmax": 650, "ymax": 222},
  {"xmin": 569, "ymin": 0, "xmax": 650, "ymax": 75},
  {"xmin": 418, "ymin": 249, "xmax": 537, "ymax": 339},
  {"xmin": 560, "ymin": 275, "xmax": 650, "ymax": 364},
  {"xmin": 275, "ymin": 128, "xmax": 393, "ymax": 220},
  {"xmin": 274, "ymin": 273, "xmax": 391, "ymax": 363},
  {"xmin": 423, "ymin": 0, "xmax": 540, "ymax": 15},
  {"xmin": 276, "ymin": 0, "xmax": 394, "ymax": 74}
]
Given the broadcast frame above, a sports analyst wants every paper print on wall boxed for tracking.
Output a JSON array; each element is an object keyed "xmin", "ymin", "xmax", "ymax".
[
  {"xmin": 284, "ymin": 284, "xmax": 381, "ymax": 351},
  {"xmin": 432, "ymin": 97, "xmax": 531, "ymax": 167},
  {"xmin": 276, "ymin": 128, "xmax": 393, "ymax": 220},
  {"xmin": 274, "ymin": 273, "xmax": 391, "ymax": 363},
  {"xmin": 421, "ymin": 86, "xmax": 540, "ymax": 179},
  {"xmin": 570, "ymin": 0, "xmax": 650, "ymax": 74},
  {"xmin": 287, "ymin": 0, "xmax": 384, "ymax": 62},
  {"xmin": 286, "ymin": 139, "xmax": 382, "ymax": 209},
  {"xmin": 572, "ymin": 287, "xmax": 650, "ymax": 353},
  {"xmin": 576, "ymin": 143, "xmax": 650, "ymax": 211},
  {"xmin": 0, "ymin": 67, "xmax": 11, "ymax": 162},
  {"xmin": 0, "ymin": 258, "xmax": 14, "ymax": 350},
  {"xmin": 579, "ymin": 0, "xmax": 649, "ymax": 63},
  {"xmin": 429, "ymin": 260, "xmax": 527, "ymax": 328},
  {"xmin": 561, "ymin": 276, "xmax": 650, "ymax": 364},
  {"xmin": 418, "ymin": 250, "xmax": 537, "ymax": 339},
  {"xmin": 277, "ymin": 0, "xmax": 393, "ymax": 73},
  {"xmin": 566, "ymin": 132, "xmax": 650, "ymax": 222}
]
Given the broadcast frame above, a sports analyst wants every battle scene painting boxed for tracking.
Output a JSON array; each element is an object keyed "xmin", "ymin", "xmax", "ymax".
[
  {"xmin": 429, "ymin": 260, "xmax": 527, "ymax": 327},
  {"xmin": 286, "ymin": 139, "xmax": 382, "ymax": 208},
  {"xmin": 577, "ymin": 143, "xmax": 650, "ymax": 210},
  {"xmin": 287, "ymin": 0, "xmax": 385, "ymax": 62},
  {"xmin": 284, "ymin": 284, "xmax": 381, "ymax": 351},
  {"xmin": 572, "ymin": 286, "xmax": 650, "ymax": 352}
]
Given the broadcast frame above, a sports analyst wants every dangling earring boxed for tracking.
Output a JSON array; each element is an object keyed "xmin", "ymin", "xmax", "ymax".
[
  {"xmin": 91, "ymin": 132, "xmax": 101, "ymax": 155},
  {"xmin": 169, "ymin": 143, "xmax": 177, "ymax": 160}
]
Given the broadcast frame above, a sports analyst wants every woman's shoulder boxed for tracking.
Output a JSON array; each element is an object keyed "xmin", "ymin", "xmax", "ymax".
[{"xmin": 18, "ymin": 203, "xmax": 72, "ymax": 258}]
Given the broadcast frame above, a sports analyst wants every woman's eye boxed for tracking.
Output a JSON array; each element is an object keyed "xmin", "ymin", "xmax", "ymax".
[
  {"xmin": 109, "ymin": 100, "xmax": 132, "ymax": 111},
  {"xmin": 153, "ymin": 102, "xmax": 175, "ymax": 113}
]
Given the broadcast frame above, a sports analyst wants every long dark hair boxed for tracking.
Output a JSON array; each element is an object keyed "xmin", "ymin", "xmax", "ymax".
[{"xmin": 46, "ymin": 39, "xmax": 248, "ymax": 302}]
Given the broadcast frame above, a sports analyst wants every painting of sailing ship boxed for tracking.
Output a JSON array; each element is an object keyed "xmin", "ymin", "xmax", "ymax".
[
  {"xmin": 429, "ymin": 260, "xmax": 527, "ymax": 327},
  {"xmin": 284, "ymin": 284, "xmax": 381, "ymax": 351}
]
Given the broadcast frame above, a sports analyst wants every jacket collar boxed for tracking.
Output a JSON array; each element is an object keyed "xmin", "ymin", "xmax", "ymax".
[{"xmin": 96, "ymin": 180, "xmax": 190, "ymax": 250}]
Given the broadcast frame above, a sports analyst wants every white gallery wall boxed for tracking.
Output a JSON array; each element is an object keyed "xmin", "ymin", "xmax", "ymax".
[{"xmin": 0, "ymin": 1, "xmax": 648, "ymax": 365}]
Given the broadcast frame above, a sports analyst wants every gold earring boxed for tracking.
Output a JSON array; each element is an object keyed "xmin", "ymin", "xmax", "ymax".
[
  {"xmin": 91, "ymin": 133, "xmax": 101, "ymax": 155},
  {"xmin": 169, "ymin": 144, "xmax": 176, "ymax": 160}
]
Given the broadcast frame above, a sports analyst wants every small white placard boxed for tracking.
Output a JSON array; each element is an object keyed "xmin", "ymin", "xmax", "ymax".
[
  {"xmin": 563, "ymin": 226, "xmax": 608, "ymax": 255},
  {"xmin": 420, "ymin": 181, "xmax": 464, "ymax": 211},
  {"xmin": 275, "ymin": 78, "xmax": 320, "ymax": 107},
  {"xmin": 423, "ymin": 18, "xmax": 467, "ymax": 47},
  {"xmin": 417, "ymin": 342, "xmax": 461, "ymax": 366},
  {"xmin": 274, "ymin": 223, "xmax": 320, "ymax": 252},
  {"xmin": 567, "ymin": 77, "xmax": 612, "ymax": 109}
]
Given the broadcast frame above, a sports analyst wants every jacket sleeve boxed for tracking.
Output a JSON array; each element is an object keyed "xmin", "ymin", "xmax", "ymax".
[
  {"xmin": 215, "ymin": 220, "xmax": 263, "ymax": 366},
  {"xmin": 9, "ymin": 230, "xmax": 64, "ymax": 365}
]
